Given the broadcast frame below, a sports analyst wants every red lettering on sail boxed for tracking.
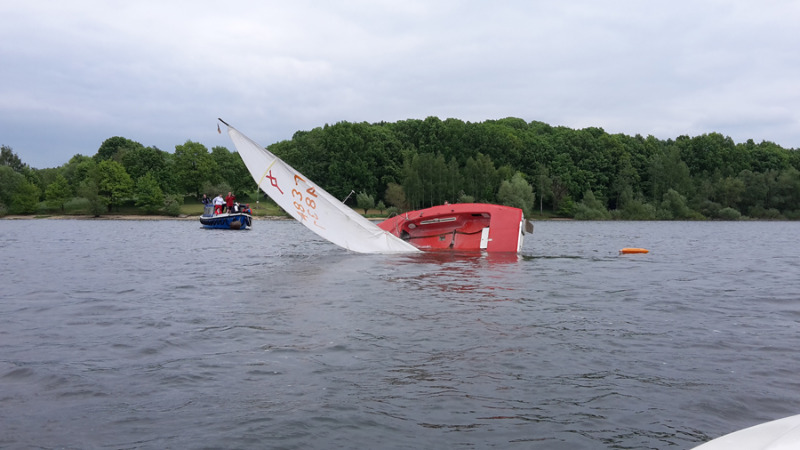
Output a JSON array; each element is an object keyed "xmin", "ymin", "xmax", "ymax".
[{"xmin": 266, "ymin": 170, "xmax": 283, "ymax": 195}]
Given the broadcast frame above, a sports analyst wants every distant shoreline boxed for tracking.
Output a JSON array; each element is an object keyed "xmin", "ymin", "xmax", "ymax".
[{"xmin": 0, "ymin": 214, "xmax": 291, "ymax": 221}]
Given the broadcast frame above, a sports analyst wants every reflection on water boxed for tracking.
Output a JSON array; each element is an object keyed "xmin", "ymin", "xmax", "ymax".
[
  {"xmin": 1, "ymin": 219, "xmax": 799, "ymax": 449},
  {"xmin": 388, "ymin": 251, "xmax": 523, "ymax": 300}
]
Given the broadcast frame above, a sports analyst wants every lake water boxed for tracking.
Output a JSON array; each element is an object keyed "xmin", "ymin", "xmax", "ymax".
[{"xmin": 1, "ymin": 218, "xmax": 799, "ymax": 449}]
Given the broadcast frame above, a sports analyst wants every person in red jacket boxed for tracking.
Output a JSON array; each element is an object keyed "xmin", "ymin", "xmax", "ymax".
[{"xmin": 225, "ymin": 191, "xmax": 235, "ymax": 213}]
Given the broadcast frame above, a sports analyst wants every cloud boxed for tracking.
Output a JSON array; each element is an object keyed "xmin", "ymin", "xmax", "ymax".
[{"xmin": 1, "ymin": 0, "xmax": 799, "ymax": 169}]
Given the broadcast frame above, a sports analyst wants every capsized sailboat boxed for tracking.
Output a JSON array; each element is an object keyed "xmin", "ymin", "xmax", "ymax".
[
  {"xmin": 377, "ymin": 203, "xmax": 529, "ymax": 252},
  {"xmin": 219, "ymin": 119, "xmax": 530, "ymax": 253}
]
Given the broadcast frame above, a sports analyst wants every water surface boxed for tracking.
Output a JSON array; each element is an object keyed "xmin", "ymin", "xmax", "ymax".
[{"xmin": 1, "ymin": 219, "xmax": 799, "ymax": 449}]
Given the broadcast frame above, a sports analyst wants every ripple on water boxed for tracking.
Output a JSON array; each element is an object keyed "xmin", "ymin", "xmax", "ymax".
[{"xmin": 1, "ymin": 219, "xmax": 799, "ymax": 449}]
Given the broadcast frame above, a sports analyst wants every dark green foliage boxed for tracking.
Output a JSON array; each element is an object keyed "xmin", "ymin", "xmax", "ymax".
[
  {"xmin": 497, "ymin": 172, "xmax": 535, "ymax": 216},
  {"xmin": 163, "ymin": 194, "xmax": 183, "ymax": 217},
  {"xmin": 174, "ymin": 141, "xmax": 218, "ymax": 197},
  {"xmin": 574, "ymin": 190, "xmax": 611, "ymax": 220},
  {"xmin": 658, "ymin": 189, "xmax": 693, "ymax": 220},
  {"xmin": 45, "ymin": 174, "xmax": 72, "ymax": 212},
  {"xmin": 0, "ymin": 165, "xmax": 25, "ymax": 212},
  {"xmin": 135, "ymin": 173, "xmax": 165, "ymax": 214},
  {"xmin": 10, "ymin": 180, "xmax": 40, "ymax": 214},
  {"xmin": 121, "ymin": 146, "xmax": 176, "ymax": 194},
  {"xmin": 2, "ymin": 118, "xmax": 799, "ymax": 219},
  {"xmin": 613, "ymin": 190, "xmax": 656, "ymax": 220},
  {"xmin": 211, "ymin": 146, "xmax": 254, "ymax": 196},
  {"xmin": 1, "ymin": 145, "xmax": 28, "ymax": 172},
  {"xmin": 95, "ymin": 159, "xmax": 134, "ymax": 212},
  {"xmin": 78, "ymin": 179, "xmax": 107, "ymax": 216},
  {"xmin": 718, "ymin": 207, "xmax": 742, "ymax": 220},
  {"xmin": 94, "ymin": 136, "xmax": 143, "ymax": 162}
]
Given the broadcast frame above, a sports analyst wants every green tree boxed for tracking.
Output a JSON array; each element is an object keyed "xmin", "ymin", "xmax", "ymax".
[
  {"xmin": 384, "ymin": 182, "xmax": 407, "ymax": 210},
  {"xmin": 678, "ymin": 133, "xmax": 739, "ymax": 177},
  {"xmin": 211, "ymin": 146, "xmax": 253, "ymax": 195},
  {"xmin": 135, "ymin": 173, "xmax": 165, "ymax": 214},
  {"xmin": 773, "ymin": 167, "xmax": 800, "ymax": 212},
  {"xmin": 356, "ymin": 191, "xmax": 375, "ymax": 214},
  {"xmin": 718, "ymin": 207, "xmax": 742, "ymax": 220},
  {"xmin": 95, "ymin": 159, "xmax": 133, "ymax": 212},
  {"xmin": 610, "ymin": 152, "xmax": 640, "ymax": 210},
  {"xmin": 120, "ymin": 146, "xmax": 175, "ymax": 193},
  {"xmin": 163, "ymin": 194, "xmax": 183, "ymax": 217},
  {"xmin": 0, "ymin": 165, "xmax": 25, "ymax": 212},
  {"xmin": 462, "ymin": 153, "xmax": 498, "ymax": 203},
  {"xmin": 34, "ymin": 167, "xmax": 61, "ymax": 195},
  {"xmin": 10, "ymin": 179, "xmax": 40, "ymax": 214},
  {"xmin": 403, "ymin": 152, "xmax": 450, "ymax": 208},
  {"xmin": 497, "ymin": 172, "xmax": 535, "ymax": 216},
  {"xmin": 549, "ymin": 175, "xmax": 571, "ymax": 212},
  {"xmin": 573, "ymin": 190, "xmax": 611, "ymax": 220},
  {"xmin": 714, "ymin": 176, "xmax": 745, "ymax": 209},
  {"xmin": 533, "ymin": 166, "xmax": 552, "ymax": 213},
  {"xmin": 94, "ymin": 136, "xmax": 143, "ymax": 162},
  {"xmin": 658, "ymin": 188, "xmax": 693, "ymax": 219},
  {"xmin": 615, "ymin": 188, "xmax": 656, "ymax": 220},
  {"xmin": 174, "ymin": 141, "xmax": 218, "ymax": 196},
  {"xmin": 1, "ymin": 145, "xmax": 28, "ymax": 172},
  {"xmin": 737, "ymin": 170, "xmax": 768, "ymax": 214},
  {"xmin": 748, "ymin": 140, "xmax": 790, "ymax": 173},
  {"xmin": 436, "ymin": 156, "xmax": 463, "ymax": 204},
  {"xmin": 45, "ymin": 174, "xmax": 72, "ymax": 212},
  {"xmin": 649, "ymin": 147, "xmax": 693, "ymax": 201},
  {"xmin": 62, "ymin": 154, "xmax": 96, "ymax": 188}
]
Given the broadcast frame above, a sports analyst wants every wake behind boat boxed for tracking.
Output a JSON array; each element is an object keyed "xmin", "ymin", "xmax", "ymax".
[{"xmin": 200, "ymin": 204, "xmax": 252, "ymax": 230}]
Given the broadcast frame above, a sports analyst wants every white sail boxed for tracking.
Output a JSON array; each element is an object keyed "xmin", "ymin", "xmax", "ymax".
[{"xmin": 220, "ymin": 120, "xmax": 420, "ymax": 254}]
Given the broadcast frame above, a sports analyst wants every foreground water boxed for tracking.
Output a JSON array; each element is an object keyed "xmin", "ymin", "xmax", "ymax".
[{"xmin": 1, "ymin": 218, "xmax": 799, "ymax": 449}]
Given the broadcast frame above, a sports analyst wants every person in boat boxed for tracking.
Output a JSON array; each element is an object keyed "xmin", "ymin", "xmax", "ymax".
[
  {"xmin": 225, "ymin": 191, "xmax": 235, "ymax": 214},
  {"xmin": 201, "ymin": 194, "xmax": 211, "ymax": 206},
  {"xmin": 213, "ymin": 194, "xmax": 224, "ymax": 215}
]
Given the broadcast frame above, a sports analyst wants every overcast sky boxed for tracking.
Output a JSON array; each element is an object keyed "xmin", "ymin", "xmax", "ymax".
[{"xmin": 2, "ymin": 0, "xmax": 799, "ymax": 169}]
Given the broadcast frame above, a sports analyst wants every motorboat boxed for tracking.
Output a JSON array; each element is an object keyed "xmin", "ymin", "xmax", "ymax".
[{"xmin": 199, "ymin": 204, "xmax": 253, "ymax": 230}]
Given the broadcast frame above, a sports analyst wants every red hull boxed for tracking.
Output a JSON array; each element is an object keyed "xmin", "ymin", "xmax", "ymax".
[{"xmin": 377, "ymin": 203, "xmax": 526, "ymax": 252}]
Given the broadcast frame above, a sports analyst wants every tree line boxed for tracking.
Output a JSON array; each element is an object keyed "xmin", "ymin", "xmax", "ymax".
[
  {"xmin": 0, "ymin": 138, "xmax": 253, "ymax": 216},
  {"xmin": 2, "ymin": 117, "xmax": 799, "ymax": 219}
]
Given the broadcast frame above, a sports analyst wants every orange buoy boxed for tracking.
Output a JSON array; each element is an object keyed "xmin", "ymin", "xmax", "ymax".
[{"xmin": 620, "ymin": 248, "xmax": 649, "ymax": 254}]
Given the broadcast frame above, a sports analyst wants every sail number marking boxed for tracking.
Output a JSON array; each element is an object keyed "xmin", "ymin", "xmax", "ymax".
[{"xmin": 292, "ymin": 174, "xmax": 324, "ymax": 229}]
